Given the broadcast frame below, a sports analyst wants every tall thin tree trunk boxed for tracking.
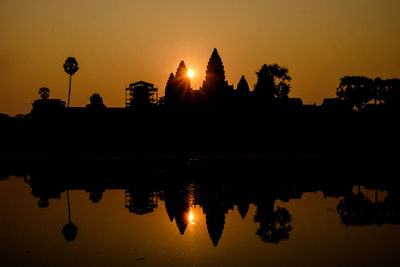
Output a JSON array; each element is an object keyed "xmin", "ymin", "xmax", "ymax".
[
  {"xmin": 67, "ymin": 74, "xmax": 72, "ymax": 107},
  {"xmin": 67, "ymin": 190, "xmax": 71, "ymax": 223}
]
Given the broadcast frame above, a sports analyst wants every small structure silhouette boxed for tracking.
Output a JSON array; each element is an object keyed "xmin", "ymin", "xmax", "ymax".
[{"xmin": 125, "ymin": 81, "xmax": 158, "ymax": 109}]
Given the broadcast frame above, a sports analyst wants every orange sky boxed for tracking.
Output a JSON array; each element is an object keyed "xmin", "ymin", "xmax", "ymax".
[{"xmin": 1, "ymin": 0, "xmax": 399, "ymax": 115}]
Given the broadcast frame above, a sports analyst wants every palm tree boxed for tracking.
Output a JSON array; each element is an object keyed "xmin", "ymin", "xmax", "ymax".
[
  {"xmin": 38, "ymin": 87, "xmax": 50, "ymax": 99},
  {"xmin": 63, "ymin": 57, "xmax": 79, "ymax": 107}
]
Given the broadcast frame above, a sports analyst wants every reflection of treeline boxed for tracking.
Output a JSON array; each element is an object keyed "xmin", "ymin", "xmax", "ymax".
[
  {"xmin": 13, "ymin": 157, "xmax": 400, "ymax": 247},
  {"xmin": 337, "ymin": 187, "xmax": 400, "ymax": 226}
]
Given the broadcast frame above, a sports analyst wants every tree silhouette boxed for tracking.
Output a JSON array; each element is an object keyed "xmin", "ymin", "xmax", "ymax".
[
  {"xmin": 86, "ymin": 93, "xmax": 106, "ymax": 109},
  {"xmin": 383, "ymin": 189, "xmax": 400, "ymax": 225},
  {"xmin": 38, "ymin": 87, "xmax": 50, "ymax": 99},
  {"xmin": 254, "ymin": 64, "xmax": 291, "ymax": 102},
  {"xmin": 63, "ymin": 57, "xmax": 79, "ymax": 107},
  {"xmin": 385, "ymin": 79, "xmax": 400, "ymax": 108},
  {"xmin": 373, "ymin": 78, "xmax": 387, "ymax": 105},
  {"xmin": 336, "ymin": 76, "xmax": 374, "ymax": 111},
  {"xmin": 254, "ymin": 202, "xmax": 292, "ymax": 243},
  {"xmin": 337, "ymin": 190, "xmax": 375, "ymax": 226}
]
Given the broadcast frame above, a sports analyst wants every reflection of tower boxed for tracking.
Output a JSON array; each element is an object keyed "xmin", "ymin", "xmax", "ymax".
[
  {"xmin": 164, "ymin": 193, "xmax": 176, "ymax": 222},
  {"xmin": 125, "ymin": 189, "xmax": 158, "ymax": 215},
  {"xmin": 204, "ymin": 205, "xmax": 226, "ymax": 247},
  {"xmin": 175, "ymin": 208, "xmax": 189, "ymax": 235},
  {"xmin": 200, "ymin": 184, "xmax": 233, "ymax": 247},
  {"xmin": 237, "ymin": 201, "xmax": 250, "ymax": 219},
  {"xmin": 164, "ymin": 186, "xmax": 191, "ymax": 235}
]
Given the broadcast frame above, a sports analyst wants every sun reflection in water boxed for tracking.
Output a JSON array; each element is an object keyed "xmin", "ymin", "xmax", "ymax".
[{"xmin": 188, "ymin": 212, "xmax": 195, "ymax": 225}]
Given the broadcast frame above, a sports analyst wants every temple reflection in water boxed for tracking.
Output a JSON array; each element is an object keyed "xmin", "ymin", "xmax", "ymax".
[{"xmin": 16, "ymin": 156, "xmax": 400, "ymax": 247}]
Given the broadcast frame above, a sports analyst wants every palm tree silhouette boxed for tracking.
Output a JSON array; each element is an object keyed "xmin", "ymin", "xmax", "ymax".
[
  {"xmin": 63, "ymin": 57, "xmax": 79, "ymax": 107},
  {"xmin": 38, "ymin": 87, "xmax": 50, "ymax": 99},
  {"xmin": 62, "ymin": 190, "xmax": 78, "ymax": 241}
]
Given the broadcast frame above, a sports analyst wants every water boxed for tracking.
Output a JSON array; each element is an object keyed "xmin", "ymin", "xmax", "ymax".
[{"xmin": 0, "ymin": 158, "xmax": 399, "ymax": 266}]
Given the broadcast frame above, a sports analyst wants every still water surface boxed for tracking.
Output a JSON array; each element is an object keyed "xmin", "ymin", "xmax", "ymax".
[{"xmin": 1, "ymin": 172, "xmax": 399, "ymax": 266}]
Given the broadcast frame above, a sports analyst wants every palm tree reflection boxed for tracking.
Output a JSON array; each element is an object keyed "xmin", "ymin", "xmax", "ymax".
[{"xmin": 62, "ymin": 190, "xmax": 78, "ymax": 241}]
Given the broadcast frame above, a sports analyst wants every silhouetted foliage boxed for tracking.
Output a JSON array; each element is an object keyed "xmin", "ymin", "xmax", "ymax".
[
  {"xmin": 255, "ymin": 203, "xmax": 292, "ymax": 243},
  {"xmin": 38, "ymin": 87, "xmax": 50, "ymax": 99},
  {"xmin": 336, "ymin": 76, "xmax": 374, "ymax": 111},
  {"xmin": 86, "ymin": 93, "xmax": 106, "ymax": 109},
  {"xmin": 254, "ymin": 64, "xmax": 291, "ymax": 103},
  {"xmin": 385, "ymin": 79, "xmax": 400, "ymax": 108},
  {"xmin": 337, "ymin": 191, "xmax": 375, "ymax": 225},
  {"xmin": 374, "ymin": 78, "xmax": 387, "ymax": 105},
  {"xmin": 63, "ymin": 57, "xmax": 79, "ymax": 76},
  {"xmin": 63, "ymin": 57, "xmax": 79, "ymax": 107}
]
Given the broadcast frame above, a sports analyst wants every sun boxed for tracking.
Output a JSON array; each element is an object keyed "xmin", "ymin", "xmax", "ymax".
[{"xmin": 187, "ymin": 69, "xmax": 195, "ymax": 78}]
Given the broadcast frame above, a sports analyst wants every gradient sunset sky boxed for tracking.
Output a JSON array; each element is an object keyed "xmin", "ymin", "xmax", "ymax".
[{"xmin": 1, "ymin": 0, "xmax": 399, "ymax": 115}]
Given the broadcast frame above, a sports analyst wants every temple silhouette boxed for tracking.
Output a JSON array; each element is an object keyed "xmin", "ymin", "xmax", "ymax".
[{"xmin": 1, "ymin": 48, "xmax": 399, "ymax": 158}]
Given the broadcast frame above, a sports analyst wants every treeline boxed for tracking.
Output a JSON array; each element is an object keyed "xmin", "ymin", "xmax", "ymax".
[{"xmin": 336, "ymin": 76, "xmax": 400, "ymax": 111}]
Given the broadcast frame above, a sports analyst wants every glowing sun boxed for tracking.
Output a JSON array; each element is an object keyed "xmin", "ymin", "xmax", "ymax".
[
  {"xmin": 187, "ymin": 69, "xmax": 195, "ymax": 78},
  {"xmin": 188, "ymin": 212, "xmax": 195, "ymax": 224}
]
